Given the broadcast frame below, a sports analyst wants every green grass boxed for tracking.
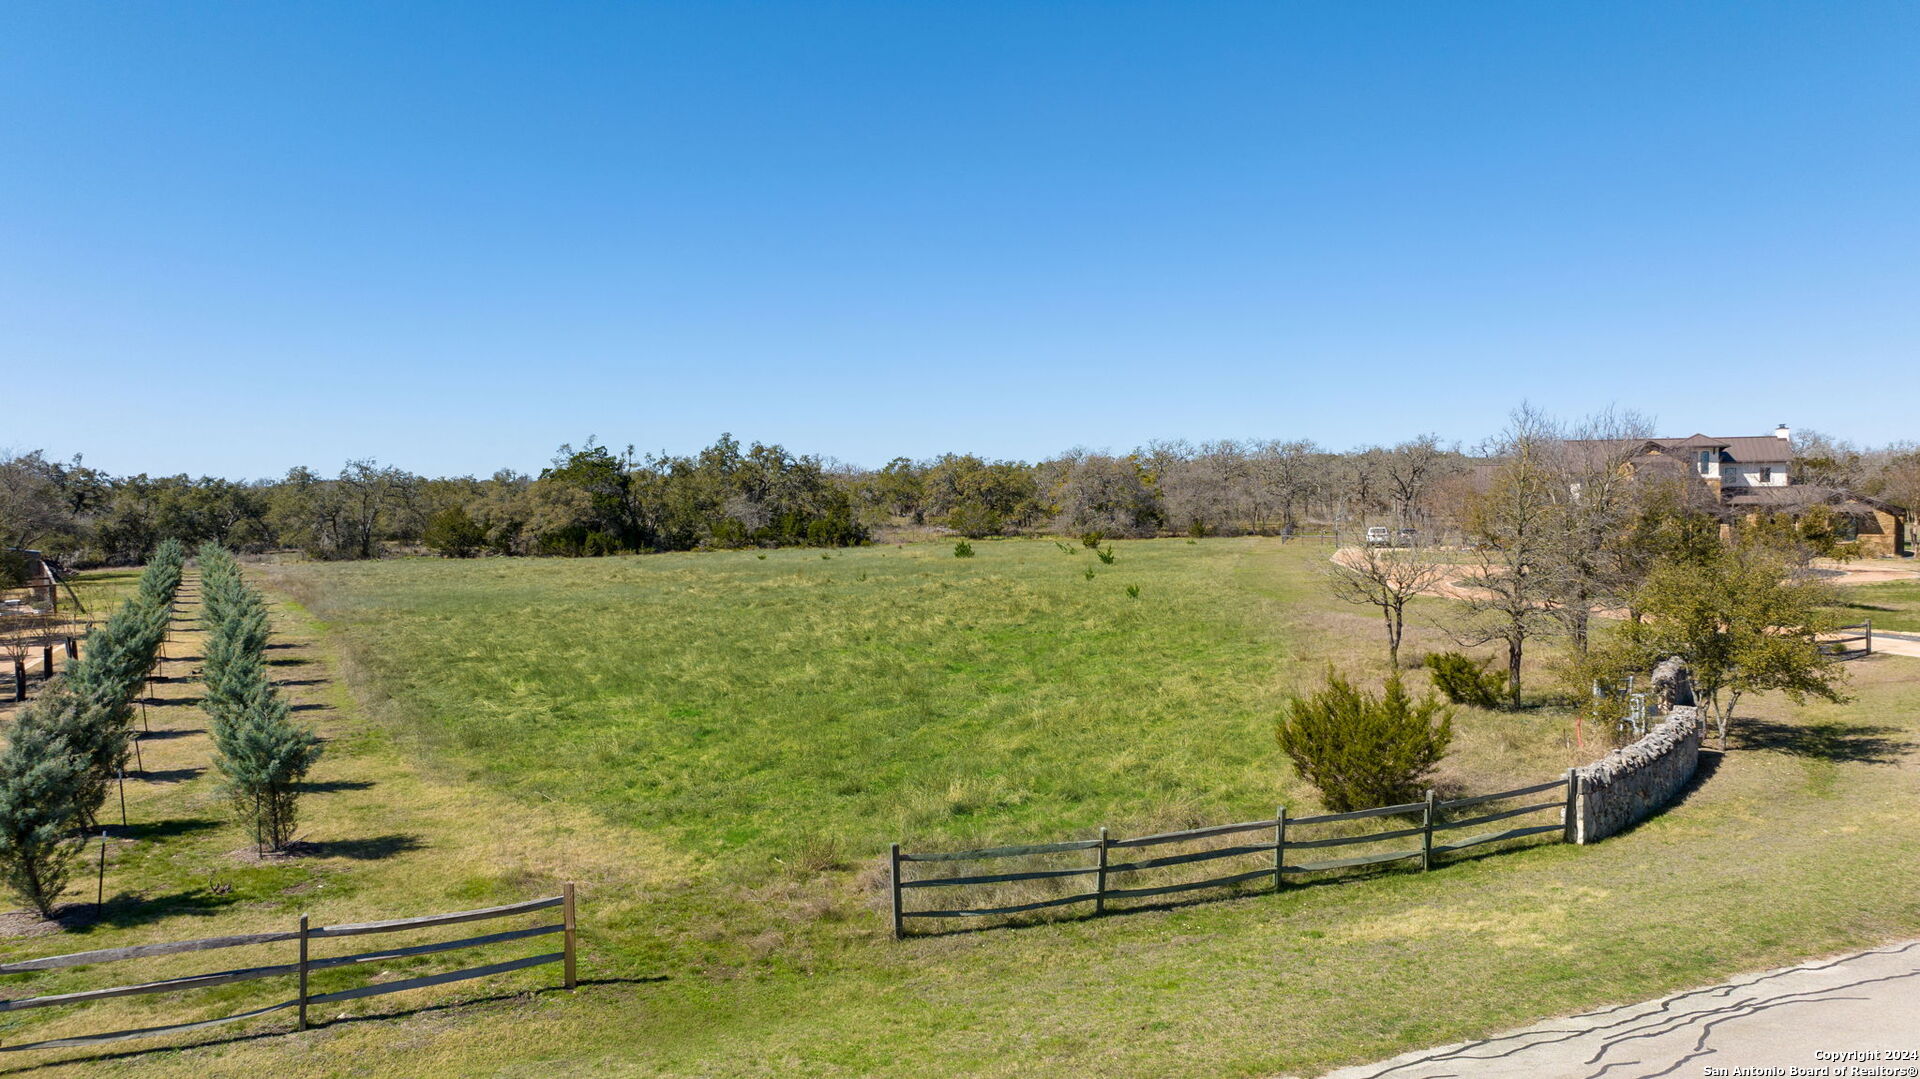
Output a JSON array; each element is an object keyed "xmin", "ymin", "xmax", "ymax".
[
  {"xmin": 1829, "ymin": 579, "xmax": 1920, "ymax": 634},
  {"xmin": 2, "ymin": 538, "xmax": 1917, "ymax": 1079}
]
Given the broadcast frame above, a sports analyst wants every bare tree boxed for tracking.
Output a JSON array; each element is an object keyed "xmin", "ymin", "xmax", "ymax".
[
  {"xmin": 1546, "ymin": 408, "xmax": 1657, "ymax": 655},
  {"xmin": 1453, "ymin": 406, "xmax": 1561, "ymax": 708},
  {"xmin": 0, "ymin": 612, "xmax": 37, "ymax": 701},
  {"xmin": 1327, "ymin": 542, "xmax": 1450, "ymax": 668},
  {"xmin": 1381, "ymin": 434, "xmax": 1459, "ymax": 532},
  {"xmin": 1248, "ymin": 440, "xmax": 1321, "ymax": 534}
]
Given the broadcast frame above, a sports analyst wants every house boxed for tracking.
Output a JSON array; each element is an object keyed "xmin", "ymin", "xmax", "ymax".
[
  {"xmin": 1646, "ymin": 425, "xmax": 1793, "ymax": 492},
  {"xmin": 1607, "ymin": 426, "xmax": 1908, "ymax": 558}
]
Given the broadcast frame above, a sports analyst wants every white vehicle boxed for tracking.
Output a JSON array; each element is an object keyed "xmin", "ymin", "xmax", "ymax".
[{"xmin": 1365, "ymin": 526, "xmax": 1391, "ymax": 546}]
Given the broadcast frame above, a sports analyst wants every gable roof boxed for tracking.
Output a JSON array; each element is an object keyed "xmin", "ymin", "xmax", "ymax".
[{"xmin": 1643, "ymin": 434, "xmax": 1791, "ymax": 464}]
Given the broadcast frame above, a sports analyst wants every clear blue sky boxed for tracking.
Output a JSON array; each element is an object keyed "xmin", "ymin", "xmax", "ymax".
[{"xmin": 4, "ymin": 2, "xmax": 1917, "ymax": 479}]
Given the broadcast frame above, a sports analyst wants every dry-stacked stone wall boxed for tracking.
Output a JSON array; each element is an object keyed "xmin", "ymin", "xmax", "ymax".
[{"xmin": 1573, "ymin": 706, "xmax": 1704, "ymax": 844}]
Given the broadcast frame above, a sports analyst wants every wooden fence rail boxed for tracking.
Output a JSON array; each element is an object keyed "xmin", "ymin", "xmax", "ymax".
[
  {"xmin": 1823, "ymin": 620, "xmax": 1873, "ymax": 657},
  {"xmin": 0, "ymin": 886, "xmax": 577, "ymax": 1053},
  {"xmin": 891, "ymin": 775, "xmax": 1577, "ymax": 936}
]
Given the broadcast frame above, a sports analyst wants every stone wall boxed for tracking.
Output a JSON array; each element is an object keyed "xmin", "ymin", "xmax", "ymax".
[{"xmin": 1573, "ymin": 706, "xmax": 1704, "ymax": 844}]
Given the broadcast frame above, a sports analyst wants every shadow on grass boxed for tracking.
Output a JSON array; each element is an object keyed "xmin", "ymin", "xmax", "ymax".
[
  {"xmin": 1831, "ymin": 599, "xmax": 1898, "ymax": 614},
  {"xmin": 272, "ymin": 678, "xmax": 328, "ymax": 688},
  {"xmin": 121, "ymin": 817, "xmax": 223, "ymax": 841},
  {"xmin": 147, "ymin": 696, "xmax": 202, "ymax": 708},
  {"xmin": 1580, "ymin": 750, "xmax": 1723, "ymax": 844},
  {"xmin": 297, "ymin": 779, "xmax": 374, "ymax": 793},
  {"xmin": 136, "ymin": 727, "xmax": 205, "ymax": 739},
  {"xmin": 135, "ymin": 767, "xmax": 205, "ymax": 784},
  {"xmin": 53, "ymin": 887, "xmax": 244, "ymax": 934},
  {"xmin": 300, "ymin": 834, "xmax": 422, "ymax": 860},
  {"xmin": 265, "ymin": 656, "xmax": 312, "ymax": 667},
  {"xmin": 1731, "ymin": 719, "xmax": 1913, "ymax": 764},
  {"xmin": 0, "ymin": 978, "xmax": 666, "ymax": 1075},
  {"xmin": 1664, "ymin": 748, "xmax": 1723, "ymax": 811}
]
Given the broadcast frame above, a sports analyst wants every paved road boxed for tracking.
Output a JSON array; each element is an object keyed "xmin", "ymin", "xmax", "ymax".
[
  {"xmin": 1315, "ymin": 940, "xmax": 1920, "ymax": 1079},
  {"xmin": 1868, "ymin": 629, "xmax": 1920, "ymax": 659}
]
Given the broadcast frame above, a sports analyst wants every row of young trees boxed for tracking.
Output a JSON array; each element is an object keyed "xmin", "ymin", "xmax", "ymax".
[
  {"xmin": 0, "ymin": 541, "xmax": 184, "ymax": 918},
  {"xmin": 199, "ymin": 546, "xmax": 322, "ymax": 852}
]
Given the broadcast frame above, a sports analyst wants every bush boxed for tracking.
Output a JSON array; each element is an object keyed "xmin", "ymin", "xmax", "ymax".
[
  {"xmin": 946, "ymin": 502, "xmax": 1003, "ymax": 539},
  {"xmin": 1096, "ymin": 546, "xmax": 1116, "ymax": 565},
  {"xmin": 1124, "ymin": 584, "xmax": 1141, "ymax": 599},
  {"xmin": 0, "ymin": 550, "xmax": 34, "ymax": 590},
  {"xmin": 953, "ymin": 541, "xmax": 974, "ymax": 558},
  {"xmin": 1275, "ymin": 670, "xmax": 1454, "ymax": 812},
  {"xmin": 423, "ymin": 505, "xmax": 487, "ymax": 558},
  {"xmin": 1423, "ymin": 651, "xmax": 1504, "ymax": 709},
  {"xmin": 1079, "ymin": 531, "xmax": 1105, "ymax": 549}
]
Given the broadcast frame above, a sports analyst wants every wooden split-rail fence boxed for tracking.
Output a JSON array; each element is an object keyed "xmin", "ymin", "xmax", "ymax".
[
  {"xmin": 1823, "ymin": 620, "xmax": 1874, "ymax": 657},
  {"xmin": 0, "ymin": 886, "xmax": 577, "ymax": 1053},
  {"xmin": 890, "ymin": 776, "xmax": 1576, "ymax": 936}
]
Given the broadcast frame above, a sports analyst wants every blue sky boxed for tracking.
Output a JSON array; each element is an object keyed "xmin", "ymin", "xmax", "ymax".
[{"xmin": 4, "ymin": 2, "xmax": 1917, "ymax": 478}]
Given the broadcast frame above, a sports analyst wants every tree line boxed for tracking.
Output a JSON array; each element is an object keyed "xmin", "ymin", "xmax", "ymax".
[{"xmin": 5, "ymin": 421, "xmax": 1918, "ymax": 565}]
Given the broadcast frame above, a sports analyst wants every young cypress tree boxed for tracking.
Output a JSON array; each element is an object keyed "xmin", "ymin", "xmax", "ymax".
[
  {"xmin": 0, "ymin": 695, "xmax": 91, "ymax": 919},
  {"xmin": 212, "ymin": 684, "xmax": 322, "ymax": 851},
  {"xmin": 201, "ymin": 602, "xmax": 269, "ymax": 736},
  {"xmin": 30, "ymin": 678, "xmax": 125, "ymax": 833}
]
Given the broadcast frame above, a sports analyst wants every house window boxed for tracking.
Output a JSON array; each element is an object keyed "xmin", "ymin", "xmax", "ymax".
[
  {"xmin": 1760, "ymin": 467, "xmax": 1772, "ymax": 484},
  {"xmin": 1697, "ymin": 451, "xmax": 1712, "ymax": 475}
]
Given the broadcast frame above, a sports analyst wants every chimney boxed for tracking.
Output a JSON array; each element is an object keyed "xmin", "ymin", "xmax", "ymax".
[{"xmin": 1774, "ymin": 424, "xmax": 1790, "ymax": 443}]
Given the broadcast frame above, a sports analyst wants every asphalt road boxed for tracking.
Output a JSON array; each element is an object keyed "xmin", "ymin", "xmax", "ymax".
[{"xmin": 1313, "ymin": 940, "xmax": 1920, "ymax": 1079}]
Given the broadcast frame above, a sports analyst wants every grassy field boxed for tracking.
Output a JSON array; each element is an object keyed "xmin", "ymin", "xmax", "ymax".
[
  {"xmin": 1, "ymin": 538, "xmax": 1917, "ymax": 1078},
  {"xmin": 1830, "ymin": 578, "xmax": 1920, "ymax": 634}
]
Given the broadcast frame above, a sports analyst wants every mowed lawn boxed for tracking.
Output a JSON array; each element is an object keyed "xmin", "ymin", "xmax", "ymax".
[
  {"xmin": 1831, "ymin": 578, "xmax": 1920, "ymax": 634},
  {"xmin": 3, "ymin": 538, "xmax": 1917, "ymax": 1078}
]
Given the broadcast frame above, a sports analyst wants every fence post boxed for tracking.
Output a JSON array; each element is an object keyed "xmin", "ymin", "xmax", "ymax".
[
  {"xmin": 1273, "ymin": 807, "xmax": 1287, "ymax": 892},
  {"xmin": 889, "ymin": 844, "xmax": 904, "ymax": 940},
  {"xmin": 1865, "ymin": 618, "xmax": 1872, "ymax": 655},
  {"xmin": 1562, "ymin": 769, "xmax": 1579, "ymax": 844},
  {"xmin": 1094, "ymin": 828, "xmax": 1109, "ymax": 915},
  {"xmin": 297, "ymin": 913, "xmax": 310, "ymax": 1031},
  {"xmin": 562, "ymin": 882, "xmax": 577, "ymax": 990},
  {"xmin": 1421, "ymin": 790, "xmax": 1436, "ymax": 871}
]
